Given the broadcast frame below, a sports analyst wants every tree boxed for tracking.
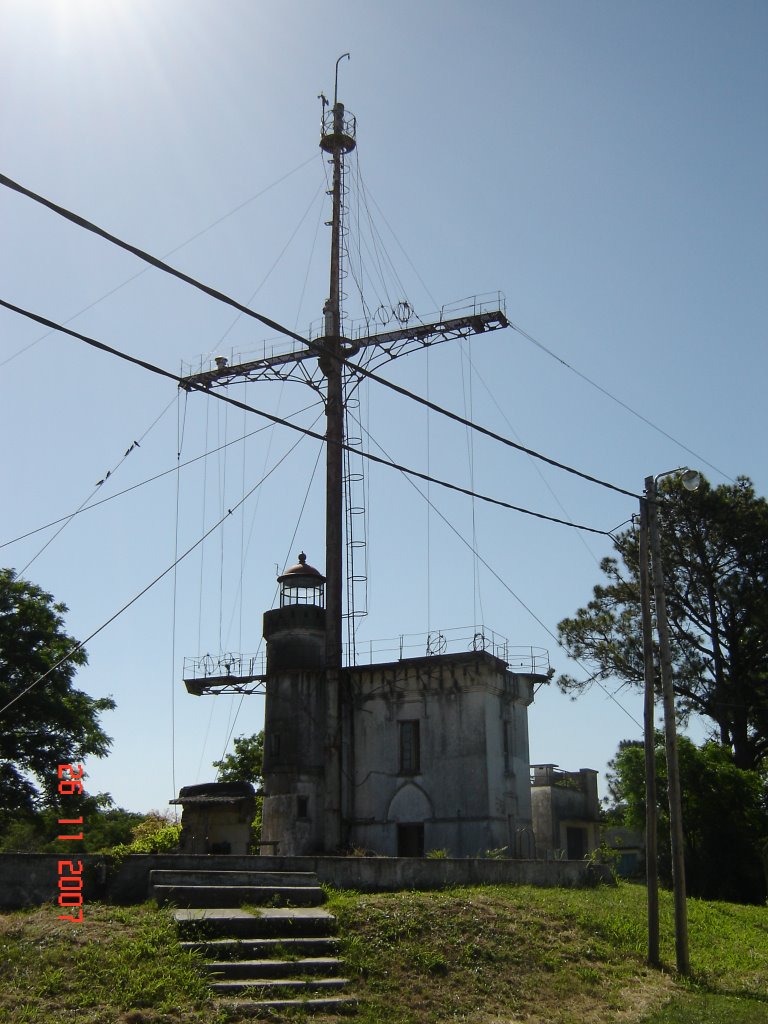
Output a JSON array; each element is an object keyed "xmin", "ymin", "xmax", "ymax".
[
  {"xmin": 557, "ymin": 476, "xmax": 768, "ymax": 771},
  {"xmin": 0, "ymin": 793, "xmax": 144, "ymax": 854},
  {"xmin": 0, "ymin": 569, "xmax": 115, "ymax": 823},
  {"xmin": 213, "ymin": 732, "xmax": 264, "ymax": 787},
  {"xmin": 607, "ymin": 736, "xmax": 767, "ymax": 904}
]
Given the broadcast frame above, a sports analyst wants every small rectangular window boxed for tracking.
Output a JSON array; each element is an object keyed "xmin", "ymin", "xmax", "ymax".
[
  {"xmin": 297, "ymin": 795, "xmax": 309, "ymax": 819},
  {"xmin": 269, "ymin": 734, "xmax": 281, "ymax": 758},
  {"xmin": 399, "ymin": 720, "xmax": 420, "ymax": 774}
]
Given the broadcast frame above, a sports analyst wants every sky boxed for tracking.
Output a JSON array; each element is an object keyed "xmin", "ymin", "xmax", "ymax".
[{"xmin": 1, "ymin": 0, "xmax": 766, "ymax": 818}]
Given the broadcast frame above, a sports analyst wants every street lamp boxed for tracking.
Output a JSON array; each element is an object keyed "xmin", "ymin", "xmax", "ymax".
[
  {"xmin": 638, "ymin": 497, "xmax": 659, "ymax": 967},
  {"xmin": 639, "ymin": 467, "xmax": 698, "ymax": 977}
]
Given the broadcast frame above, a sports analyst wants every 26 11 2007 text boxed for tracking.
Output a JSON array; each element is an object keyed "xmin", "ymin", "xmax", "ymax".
[{"xmin": 56, "ymin": 763, "xmax": 85, "ymax": 923}]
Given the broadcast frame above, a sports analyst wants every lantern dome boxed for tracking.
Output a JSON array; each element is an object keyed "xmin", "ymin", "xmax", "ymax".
[{"xmin": 277, "ymin": 552, "xmax": 325, "ymax": 609}]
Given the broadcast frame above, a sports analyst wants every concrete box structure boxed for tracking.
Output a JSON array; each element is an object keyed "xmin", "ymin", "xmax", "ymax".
[
  {"xmin": 171, "ymin": 781, "xmax": 256, "ymax": 855},
  {"xmin": 343, "ymin": 652, "xmax": 538, "ymax": 858},
  {"xmin": 261, "ymin": 646, "xmax": 544, "ymax": 858},
  {"xmin": 530, "ymin": 764, "xmax": 601, "ymax": 860}
]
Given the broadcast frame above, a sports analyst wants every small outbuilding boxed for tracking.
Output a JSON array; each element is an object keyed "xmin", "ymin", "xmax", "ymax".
[
  {"xmin": 530, "ymin": 764, "xmax": 601, "ymax": 860},
  {"xmin": 171, "ymin": 781, "xmax": 257, "ymax": 855}
]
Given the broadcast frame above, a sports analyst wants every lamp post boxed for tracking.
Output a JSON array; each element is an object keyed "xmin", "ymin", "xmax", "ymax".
[
  {"xmin": 640, "ymin": 467, "xmax": 699, "ymax": 977},
  {"xmin": 638, "ymin": 495, "xmax": 659, "ymax": 968}
]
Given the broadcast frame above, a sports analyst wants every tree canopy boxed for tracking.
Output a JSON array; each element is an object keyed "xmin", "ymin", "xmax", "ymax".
[
  {"xmin": 213, "ymin": 732, "xmax": 264, "ymax": 787},
  {"xmin": 557, "ymin": 476, "xmax": 768, "ymax": 771},
  {"xmin": 607, "ymin": 736, "xmax": 767, "ymax": 904},
  {"xmin": 0, "ymin": 568, "xmax": 115, "ymax": 820},
  {"xmin": 0, "ymin": 793, "xmax": 144, "ymax": 854}
]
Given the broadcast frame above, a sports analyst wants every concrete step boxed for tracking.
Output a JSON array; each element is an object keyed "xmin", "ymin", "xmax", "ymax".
[
  {"xmin": 204, "ymin": 956, "xmax": 343, "ymax": 979},
  {"xmin": 174, "ymin": 907, "xmax": 337, "ymax": 940},
  {"xmin": 180, "ymin": 936, "xmax": 340, "ymax": 959},
  {"xmin": 149, "ymin": 869, "xmax": 319, "ymax": 888},
  {"xmin": 171, "ymin": 884, "xmax": 356, "ymax": 1016},
  {"xmin": 217, "ymin": 996, "xmax": 357, "ymax": 1017},
  {"xmin": 155, "ymin": 884, "xmax": 325, "ymax": 908},
  {"xmin": 211, "ymin": 976, "xmax": 351, "ymax": 996}
]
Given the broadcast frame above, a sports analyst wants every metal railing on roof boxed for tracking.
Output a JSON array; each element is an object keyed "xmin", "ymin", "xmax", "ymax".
[
  {"xmin": 182, "ymin": 621, "xmax": 549, "ymax": 685},
  {"xmin": 346, "ymin": 624, "xmax": 549, "ymax": 674}
]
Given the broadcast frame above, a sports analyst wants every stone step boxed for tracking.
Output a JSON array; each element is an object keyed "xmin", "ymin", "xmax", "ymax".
[
  {"xmin": 149, "ymin": 869, "xmax": 319, "ymax": 888},
  {"xmin": 180, "ymin": 936, "xmax": 340, "ymax": 959},
  {"xmin": 211, "ymin": 976, "xmax": 350, "ymax": 996},
  {"xmin": 217, "ymin": 996, "xmax": 357, "ymax": 1017},
  {"xmin": 204, "ymin": 957, "xmax": 343, "ymax": 979},
  {"xmin": 174, "ymin": 907, "xmax": 337, "ymax": 940},
  {"xmin": 155, "ymin": 884, "xmax": 325, "ymax": 908}
]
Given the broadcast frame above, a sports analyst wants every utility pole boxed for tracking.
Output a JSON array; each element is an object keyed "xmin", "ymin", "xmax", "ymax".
[
  {"xmin": 644, "ymin": 473, "xmax": 690, "ymax": 976},
  {"xmin": 638, "ymin": 496, "xmax": 659, "ymax": 968}
]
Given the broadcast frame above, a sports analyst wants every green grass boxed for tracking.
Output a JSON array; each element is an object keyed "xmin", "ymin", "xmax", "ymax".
[
  {"xmin": 0, "ymin": 902, "xmax": 219, "ymax": 1024},
  {"xmin": 0, "ymin": 884, "xmax": 765, "ymax": 1023},
  {"xmin": 325, "ymin": 883, "xmax": 768, "ymax": 1024}
]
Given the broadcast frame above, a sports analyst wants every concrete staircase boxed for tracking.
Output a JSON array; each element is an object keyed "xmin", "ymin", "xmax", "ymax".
[{"xmin": 152, "ymin": 868, "xmax": 356, "ymax": 1017}]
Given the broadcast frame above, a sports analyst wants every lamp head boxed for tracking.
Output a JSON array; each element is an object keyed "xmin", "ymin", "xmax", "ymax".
[{"xmin": 681, "ymin": 469, "xmax": 701, "ymax": 492}]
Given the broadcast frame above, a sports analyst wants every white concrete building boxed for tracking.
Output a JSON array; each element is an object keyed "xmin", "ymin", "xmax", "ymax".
[
  {"xmin": 260, "ymin": 555, "xmax": 548, "ymax": 857},
  {"xmin": 341, "ymin": 651, "xmax": 539, "ymax": 857}
]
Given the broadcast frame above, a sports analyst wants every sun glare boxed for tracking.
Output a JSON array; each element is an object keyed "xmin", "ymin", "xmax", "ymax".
[{"xmin": 48, "ymin": 0, "xmax": 138, "ymax": 49}]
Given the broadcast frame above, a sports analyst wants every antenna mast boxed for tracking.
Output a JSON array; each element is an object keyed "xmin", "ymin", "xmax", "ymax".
[
  {"xmin": 319, "ymin": 52, "xmax": 354, "ymax": 673},
  {"xmin": 318, "ymin": 53, "xmax": 355, "ymax": 849},
  {"xmin": 179, "ymin": 63, "xmax": 509, "ymax": 854}
]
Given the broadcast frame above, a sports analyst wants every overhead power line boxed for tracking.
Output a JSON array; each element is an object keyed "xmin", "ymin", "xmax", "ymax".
[
  {"xmin": 0, "ymin": 297, "xmax": 612, "ymax": 538},
  {"xmin": 509, "ymin": 319, "xmax": 735, "ymax": 483},
  {"xmin": 0, "ymin": 424, "xmax": 312, "ymax": 717},
  {"xmin": 344, "ymin": 163, "xmax": 727, "ymax": 490},
  {"xmin": 0, "ymin": 173, "xmax": 639, "ymax": 502},
  {"xmin": 0, "ymin": 153, "xmax": 320, "ymax": 369},
  {"xmin": 0, "ymin": 400, "xmax": 323, "ymax": 550},
  {"xmin": 351, "ymin": 409, "xmax": 643, "ymax": 730},
  {"xmin": 0, "ymin": 172, "xmax": 309, "ymax": 348}
]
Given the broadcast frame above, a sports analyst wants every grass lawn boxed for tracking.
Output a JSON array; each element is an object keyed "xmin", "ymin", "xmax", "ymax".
[
  {"xmin": 326, "ymin": 883, "xmax": 767, "ymax": 1023},
  {"xmin": 0, "ymin": 882, "xmax": 765, "ymax": 1023}
]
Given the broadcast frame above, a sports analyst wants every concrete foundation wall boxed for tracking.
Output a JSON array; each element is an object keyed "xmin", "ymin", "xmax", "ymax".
[{"xmin": 0, "ymin": 853, "xmax": 611, "ymax": 909}]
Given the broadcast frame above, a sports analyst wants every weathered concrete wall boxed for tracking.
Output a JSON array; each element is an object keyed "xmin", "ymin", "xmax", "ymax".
[
  {"xmin": 0, "ymin": 853, "xmax": 611, "ymax": 909},
  {"xmin": 261, "ymin": 670, "xmax": 327, "ymax": 855},
  {"xmin": 347, "ymin": 654, "xmax": 540, "ymax": 857}
]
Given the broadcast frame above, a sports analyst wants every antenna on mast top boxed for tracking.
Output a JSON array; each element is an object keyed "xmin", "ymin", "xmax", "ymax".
[{"xmin": 334, "ymin": 52, "xmax": 350, "ymax": 105}]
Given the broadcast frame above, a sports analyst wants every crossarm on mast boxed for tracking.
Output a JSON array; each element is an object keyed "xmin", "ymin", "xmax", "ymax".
[{"xmin": 178, "ymin": 303, "xmax": 509, "ymax": 391}]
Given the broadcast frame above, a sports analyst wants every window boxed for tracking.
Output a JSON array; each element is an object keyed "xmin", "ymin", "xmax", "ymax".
[
  {"xmin": 297, "ymin": 795, "xmax": 309, "ymax": 819},
  {"xmin": 399, "ymin": 720, "xmax": 420, "ymax": 774},
  {"xmin": 269, "ymin": 733, "xmax": 281, "ymax": 758},
  {"xmin": 503, "ymin": 722, "xmax": 510, "ymax": 773}
]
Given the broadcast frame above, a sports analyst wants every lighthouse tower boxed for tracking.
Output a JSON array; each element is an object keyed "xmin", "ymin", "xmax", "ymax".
[{"xmin": 260, "ymin": 553, "xmax": 328, "ymax": 855}]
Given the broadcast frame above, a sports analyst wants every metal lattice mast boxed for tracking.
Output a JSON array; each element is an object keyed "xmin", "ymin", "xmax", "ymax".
[{"xmin": 180, "ymin": 72, "xmax": 509, "ymax": 699}]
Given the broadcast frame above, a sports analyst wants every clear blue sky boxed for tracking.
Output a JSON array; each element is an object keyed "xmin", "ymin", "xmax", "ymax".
[{"xmin": 1, "ymin": 0, "xmax": 766, "ymax": 816}]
